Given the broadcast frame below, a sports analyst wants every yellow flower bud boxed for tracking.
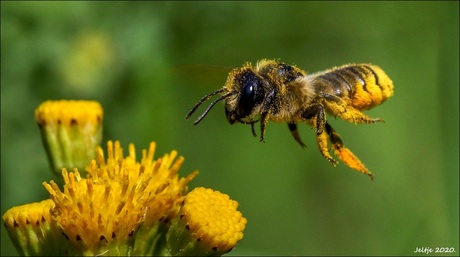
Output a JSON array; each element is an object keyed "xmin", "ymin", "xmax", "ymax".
[{"xmin": 35, "ymin": 100, "xmax": 103, "ymax": 176}]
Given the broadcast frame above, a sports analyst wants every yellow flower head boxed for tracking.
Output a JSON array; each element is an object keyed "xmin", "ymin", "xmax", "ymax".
[
  {"xmin": 5, "ymin": 99, "xmax": 248, "ymax": 257},
  {"xmin": 42, "ymin": 140, "xmax": 198, "ymax": 256},
  {"xmin": 2, "ymin": 199, "xmax": 69, "ymax": 256},
  {"xmin": 167, "ymin": 187, "xmax": 247, "ymax": 256},
  {"xmin": 35, "ymin": 100, "xmax": 103, "ymax": 127},
  {"xmin": 35, "ymin": 100, "xmax": 103, "ymax": 176}
]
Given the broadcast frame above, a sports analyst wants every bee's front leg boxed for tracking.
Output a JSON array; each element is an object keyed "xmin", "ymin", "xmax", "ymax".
[
  {"xmin": 259, "ymin": 112, "xmax": 268, "ymax": 142},
  {"xmin": 240, "ymin": 119, "xmax": 258, "ymax": 137},
  {"xmin": 258, "ymin": 89, "xmax": 276, "ymax": 143},
  {"xmin": 250, "ymin": 122, "xmax": 257, "ymax": 137}
]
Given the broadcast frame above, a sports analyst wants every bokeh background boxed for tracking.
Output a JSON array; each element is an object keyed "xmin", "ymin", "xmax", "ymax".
[{"xmin": 1, "ymin": 1, "xmax": 458, "ymax": 256}]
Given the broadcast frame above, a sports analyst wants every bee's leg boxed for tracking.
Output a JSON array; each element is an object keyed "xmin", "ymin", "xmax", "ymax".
[
  {"xmin": 288, "ymin": 123, "xmax": 306, "ymax": 148},
  {"xmin": 259, "ymin": 112, "xmax": 268, "ymax": 142},
  {"xmin": 325, "ymin": 123, "xmax": 374, "ymax": 180},
  {"xmin": 250, "ymin": 122, "xmax": 257, "ymax": 137},
  {"xmin": 316, "ymin": 128, "xmax": 338, "ymax": 166},
  {"xmin": 259, "ymin": 89, "xmax": 276, "ymax": 142},
  {"xmin": 322, "ymin": 93, "xmax": 384, "ymax": 124},
  {"xmin": 239, "ymin": 119, "xmax": 258, "ymax": 137},
  {"xmin": 302, "ymin": 103, "xmax": 337, "ymax": 165},
  {"xmin": 301, "ymin": 102, "xmax": 326, "ymax": 135}
]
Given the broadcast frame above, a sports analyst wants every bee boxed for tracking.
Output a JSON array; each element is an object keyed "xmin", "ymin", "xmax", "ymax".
[{"xmin": 186, "ymin": 59, "xmax": 394, "ymax": 180}]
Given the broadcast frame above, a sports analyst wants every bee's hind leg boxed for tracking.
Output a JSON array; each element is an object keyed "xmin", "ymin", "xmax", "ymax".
[
  {"xmin": 325, "ymin": 123, "xmax": 374, "ymax": 180},
  {"xmin": 321, "ymin": 93, "xmax": 384, "ymax": 124},
  {"xmin": 303, "ymin": 102, "xmax": 374, "ymax": 179},
  {"xmin": 288, "ymin": 123, "xmax": 306, "ymax": 148}
]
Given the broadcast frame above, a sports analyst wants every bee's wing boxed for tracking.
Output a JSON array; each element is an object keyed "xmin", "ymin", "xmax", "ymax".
[{"xmin": 168, "ymin": 63, "xmax": 231, "ymax": 90}]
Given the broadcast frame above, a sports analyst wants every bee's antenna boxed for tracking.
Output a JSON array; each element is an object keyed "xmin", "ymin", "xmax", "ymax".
[
  {"xmin": 185, "ymin": 88, "xmax": 227, "ymax": 120},
  {"xmin": 192, "ymin": 91, "xmax": 233, "ymax": 125}
]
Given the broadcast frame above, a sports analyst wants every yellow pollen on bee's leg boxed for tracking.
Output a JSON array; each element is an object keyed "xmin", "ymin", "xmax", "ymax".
[
  {"xmin": 333, "ymin": 147, "xmax": 374, "ymax": 180},
  {"xmin": 316, "ymin": 130, "xmax": 337, "ymax": 166}
]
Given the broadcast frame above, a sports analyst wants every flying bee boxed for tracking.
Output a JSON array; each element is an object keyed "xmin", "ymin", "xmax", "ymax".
[{"xmin": 186, "ymin": 59, "xmax": 394, "ymax": 180}]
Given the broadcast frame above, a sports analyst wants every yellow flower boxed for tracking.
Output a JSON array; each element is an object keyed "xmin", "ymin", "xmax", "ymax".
[
  {"xmin": 2, "ymin": 199, "xmax": 70, "ymax": 256},
  {"xmin": 5, "ymin": 99, "xmax": 247, "ymax": 256},
  {"xmin": 166, "ymin": 187, "xmax": 247, "ymax": 256},
  {"xmin": 35, "ymin": 100, "xmax": 103, "ymax": 176},
  {"xmin": 42, "ymin": 140, "xmax": 198, "ymax": 256}
]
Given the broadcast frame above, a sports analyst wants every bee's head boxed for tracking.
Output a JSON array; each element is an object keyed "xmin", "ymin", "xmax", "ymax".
[
  {"xmin": 185, "ymin": 63, "xmax": 266, "ymax": 126},
  {"xmin": 224, "ymin": 66, "xmax": 266, "ymax": 124}
]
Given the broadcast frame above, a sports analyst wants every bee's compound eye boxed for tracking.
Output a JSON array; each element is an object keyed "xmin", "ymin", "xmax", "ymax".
[
  {"xmin": 241, "ymin": 83, "xmax": 254, "ymax": 102},
  {"xmin": 237, "ymin": 75, "xmax": 258, "ymax": 118}
]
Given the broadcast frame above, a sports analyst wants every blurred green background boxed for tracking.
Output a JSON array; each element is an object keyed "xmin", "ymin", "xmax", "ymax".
[{"xmin": 1, "ymin": 1, "xmax": 458, "ymax": 256}]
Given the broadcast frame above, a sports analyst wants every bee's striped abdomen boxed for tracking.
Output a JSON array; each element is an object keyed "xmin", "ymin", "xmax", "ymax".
[
  {"xmin": 348, "ymin": 64, "xmax": 393, "ymax": 110},
  {"xmin": 316, "ymin": 64, "xmax": 394, "ymax": 110}
]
